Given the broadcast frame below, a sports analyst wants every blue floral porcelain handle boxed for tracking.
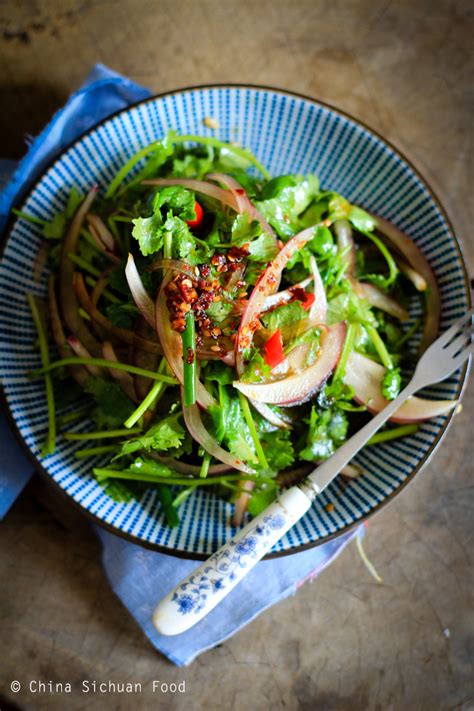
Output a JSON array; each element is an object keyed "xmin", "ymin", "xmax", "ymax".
[{"xmin": 152, "ymin": 486, "xmax": 312, "ymax": 635}]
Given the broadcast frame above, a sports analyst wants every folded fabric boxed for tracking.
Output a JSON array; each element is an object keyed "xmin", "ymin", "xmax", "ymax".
[{"xmin": 0, "ymin": 63, "xmax": 361, "ymax": 666}]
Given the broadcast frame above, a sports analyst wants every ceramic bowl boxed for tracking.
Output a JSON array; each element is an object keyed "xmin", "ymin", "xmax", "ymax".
[{"xmin": 0, "ymin": 85, "xmax": 470, "ymax": 558}]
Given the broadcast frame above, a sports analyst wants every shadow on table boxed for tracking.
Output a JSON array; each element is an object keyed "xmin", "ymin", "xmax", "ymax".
[{"xmin": 0, "ymin": 83, "xmax": 67, "ymax": 159}]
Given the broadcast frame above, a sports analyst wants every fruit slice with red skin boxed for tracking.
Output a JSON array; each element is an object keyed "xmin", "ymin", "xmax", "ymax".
[
  {"xmin": 343, "ymin": 351, "xmax": 456, "ymax": 423},
  {"xmin": 233, "ymin": 322, "xmax": 345, "ymax": 406}
]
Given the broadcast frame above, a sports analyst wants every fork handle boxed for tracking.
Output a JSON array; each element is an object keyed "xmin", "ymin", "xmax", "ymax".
[{"xmin": 152, "ymin": 486, "xmax": 312, "ymax": 636}]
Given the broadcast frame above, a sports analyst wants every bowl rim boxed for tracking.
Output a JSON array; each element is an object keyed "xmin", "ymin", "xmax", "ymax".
[{"xmin": 1, "ymin": 82, "xmax": 471, "ymax": 560}]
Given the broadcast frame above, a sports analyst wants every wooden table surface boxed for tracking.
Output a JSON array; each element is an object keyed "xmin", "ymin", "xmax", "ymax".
[{"xmin": 1, "ymin": 1, "xmax": 473, "ymax": 709}]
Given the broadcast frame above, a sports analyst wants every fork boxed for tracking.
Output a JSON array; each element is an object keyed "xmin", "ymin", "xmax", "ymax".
[{"xmin": 153, "ymin": 308, "xmax": 473, "ymax": 635}]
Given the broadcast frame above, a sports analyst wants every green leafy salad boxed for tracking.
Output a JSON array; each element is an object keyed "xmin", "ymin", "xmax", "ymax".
[{"xmin": 22, "ymin": 131, "xmax": 454, "ymax": 527}]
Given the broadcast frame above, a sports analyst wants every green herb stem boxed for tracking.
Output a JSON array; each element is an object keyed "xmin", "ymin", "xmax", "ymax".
[
  {"xmin": 93, "ymin": 469, "xmax": 275, "ymax": 486},
  {"xmin": 124, "ymin": 358, "xmax": 168, "ymax": 429},
  {"xmin": 199, "ymin": 452, "xmax": 211, "ymax": 479},
  {"xmin": 68, "ymin": 253, "xmax": 102, "ymax": 278},
  {"xmin": 367, "ymin": 424, "xmax": 419, "ymax": 446},
  {"xmin": 75, "ymin": 445, "xmax": 119, "ymax": 458},
  {"xmin": 64, "ymin": 427, "xmax": 142, "ymax": 441},
  {"xmin": 361, "ymin": 229, "xmax": 398, "ymax": 287},
  {"xmin": 175, "ymin": 134, "xmax": 270, "ymax": 178},
  {"xmin": 238, "ymin": 392, "xmax": 269, "ymax": 469},
  {"xmin": 57, "ymin": 407, "xmax": 92, "ymax": 427},
  {"xmin": 30, "ymin": 357, "xmax": 178, "ymax": 384},
  {"xmin": 27, "ymin": 293, "xmax": 56, "ymax": 456},
  {"xmin": 182, "ymin": 311, "xmax": 197, "ymax": 407},
  {"xmin": 333, "ymin": 322, "xmax": 357, "ymax": 381},
  {"xmin": 105, "ymin": 133, "xmax": 270, "ymax": 198},
  {"xmin": 172, "ymin": 487, "xmax": 196, "ymax": 508},
  {"xmin": 84, "ymin": 275, "xmax": 121, "ymax": 304},
  {"xmin": 13, "ymin": 208, "xmax": 47, "ymax": 226},
  {"xmin": 366, "ymin": 324, "xmax": 393, "ymax": 370}
]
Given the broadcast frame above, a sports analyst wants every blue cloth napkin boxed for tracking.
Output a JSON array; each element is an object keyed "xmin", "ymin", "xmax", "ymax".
[{"xmin": 0, "ymin": 64, "xmax": 360, "ymax": 665}]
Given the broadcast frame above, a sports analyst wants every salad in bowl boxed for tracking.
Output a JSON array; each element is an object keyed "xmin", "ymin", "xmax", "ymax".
[{"xmin": 21, "ymin": 132, "xmax": 456, "ymax": 528}]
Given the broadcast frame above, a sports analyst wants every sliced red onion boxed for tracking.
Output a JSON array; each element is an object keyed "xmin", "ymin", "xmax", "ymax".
[
  {"xmin": 373, "ymin": 215, "xmax": 440, "ymax": 351},
  {"xmin": 73, "ymin": 273, "xmax": 162, "ymax": 354},
  {"xmin": 143, "ymin": 178, "xmax": 239, "ymax": 210},
  {"xmin": 60, "ymin": 186, "xmax": 101, "ymax": 356},
  {"xmin": 234, "ymin": 322, "xmax": 345, "ymax": 406},
  {"xmin": 235, "ymin": 226, "xmax": 318, "ymax": 376},
  {"xmin": 249, "ymin": 401, "xmax": 292, "ymax": 430},
  {"xmin": 67, "ymin": 336, "xmax": 102, "ymax": 376},
  {"xmin": 156, "ymin": 276, "xmax": 215, "ymax": 409},
  {"xmin": 397, "ymin": 258, "xmax": 427, "ymax": 292},
  {"xmin": 86, "ymin": 214, "xmax": 115, "ymax": 251},
  {"xmin": 125, "ymin": 253, "xmax": 156, "ymax": 328},
  {"xmin": 261, "ymin": 277, "xmax": 313, "ymax": 312},
  {"xmin": 148, "ymin": 257, "xmax": 199, "ymax": 279},
  {"xmin": 354, "ymin": 280, "xmax": 409, "ymax": 321},
  {"xmin": 182, "ymin": 399, "xmax": 255, "ymax": 473},
  {"xmin": 308, "ymin": 255, "xmax": 327, "ymax": 323},
  {"xmin": 344, "ymin": 351, "xmax": 456, "ymax": 423},
  {"xmin": 207, "ymin": 172, "xmax": 277, "ymax": 241},
  {"xmin": 334, "ymin": 219, "xmax": 356, "ymax": 273},
  {"xmin": 102, "ymin": 341, "xmax": 138, "ymax": 402},
  {"xmin": 48, "ymin": 277, "xmax": 89, "ymax": 386},
  {"xmin": 340, "ymin": 463, "xmax": 362, "ymax": 479},
  {"xmin": 207, "ymin": 172, "xmax": 248, "ymax": 212}
]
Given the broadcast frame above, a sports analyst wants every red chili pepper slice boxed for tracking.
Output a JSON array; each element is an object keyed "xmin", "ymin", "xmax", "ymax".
[
  {"xmin": 186, "ymin": 201, "xmax": 204, "ymax": 229},
  {"xmin": 300, "ymin": 292, "xmax": 315, "ymax": 311},
  {"xmin": 264, "ymin": 329, "xmax": 285, "ymax": 368}
]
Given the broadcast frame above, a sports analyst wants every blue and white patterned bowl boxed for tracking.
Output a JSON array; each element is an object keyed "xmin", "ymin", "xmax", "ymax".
[{"xmin": 0, "ymin": 86, "xmax": 470, "ymax": 558}]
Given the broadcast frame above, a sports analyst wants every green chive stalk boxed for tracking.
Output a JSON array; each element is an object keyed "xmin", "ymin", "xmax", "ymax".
[
  {"xmin": 27, "ymin": 294, "xmax": 56, "ymax": 456},
  {"xmin": 367, "ymin": 424, "xmax": 419, "ymax": 446},
  {"xmin": 182, "ymin": 311, "xmax": 197, "ymax": 407}
]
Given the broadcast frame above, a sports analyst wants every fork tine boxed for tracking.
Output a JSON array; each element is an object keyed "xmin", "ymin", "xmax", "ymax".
[
  {"xmin": 450, "ymin": 342, "xmax": 474, "ymax": 371},
  {"xmin": 437, "ymin": 307, "xmax": 474, "ymax": 348},
  {"xmin": 444, "ymin": 328, "xmax": 473, "ymax": 357}
]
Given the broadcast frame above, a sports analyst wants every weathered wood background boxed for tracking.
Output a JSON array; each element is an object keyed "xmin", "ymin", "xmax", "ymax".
[{"xmin": 0, "ymin": 1, "xmax": 472, "ymax": 709}]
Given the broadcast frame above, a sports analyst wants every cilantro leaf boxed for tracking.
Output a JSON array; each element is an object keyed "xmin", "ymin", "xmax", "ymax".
[
  {"xmin": 164, "ymin": 214, "xmax": 210, "ymax": 265},
  {"xmin": 299, "ymin": 407, "xmax": 348, "ymax": 462},
  {"xmin": 152, "ymin": 186, "xmax": 196, "ymax": 221},
  {"xmin": 382, "ymin": 367, "xmax": 401, "ymax": 400},
  {"xmin": 209, "ymin": 386, "xmax": 257, "ymax": 463},
  {"xmin": 231, "ymin": 213, "xmax": 278, "ymax": 262},
  {"xmin": 327, "ymin": 289, "xmax": 375, "ymax": 326},
  {"xmin": 240, "ymin": 350, "xmax": 272, "ymax": 383},
  {"xmin": 85, "ymin": 377, "xmax": 135, "ymax": 428},
  {"xmin": 261, "ymin": 428, "xmax": 295, "ymax": 470},
  {"xmin": 120, "ymin": 414, "xmax": 186, "ymax": 455},
  {"xmin": 256, "ymin": 174, "xmax": 320, "ymax": 238},
  {"xmin": 261, "ymin": 300, "xmax": 308, "ymax": 332},
  {"xmin": 132, "ymin": 213, "xmax": 164, "ymax": 256}
]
